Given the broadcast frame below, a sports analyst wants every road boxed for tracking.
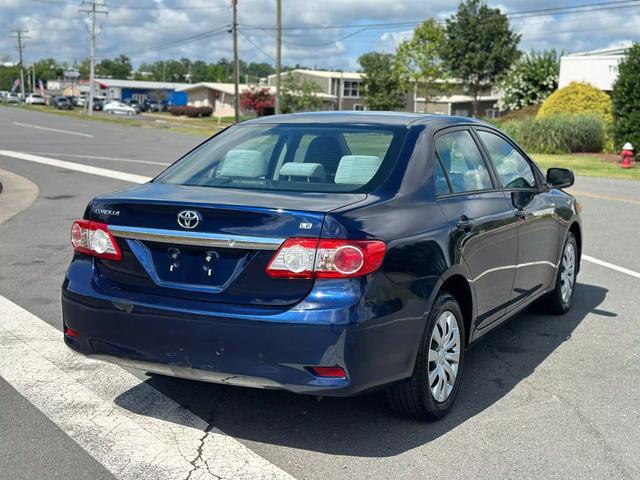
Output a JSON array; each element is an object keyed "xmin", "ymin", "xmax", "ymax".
[{"xmin": 0, "ymin": 106, "xmax": 639, "ymax": 480}]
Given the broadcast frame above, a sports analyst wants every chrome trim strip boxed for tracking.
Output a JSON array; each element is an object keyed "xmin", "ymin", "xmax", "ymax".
[
  {"xmin": 88, "ymin": 354, "xmax": 283, "ymax": 389},
  {"xmin": 108, "ymin": 225, "xmax": 285, "ymax": 250}
]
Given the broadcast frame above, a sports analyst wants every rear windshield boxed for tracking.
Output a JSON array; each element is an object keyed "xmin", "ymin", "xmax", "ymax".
[{"xmin": 154, "ymin": 124, "xmax": 407, "ymax": 193}]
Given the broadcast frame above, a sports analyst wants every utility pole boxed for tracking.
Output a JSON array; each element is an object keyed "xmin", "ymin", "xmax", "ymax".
[
  {"xmin": 231, "ymin": 0, "xmax": 240, "ymax": 123},
  {"xmin": 275, "ymin": 0, "xmax": 282, "ymax": 114},
  {"xmin": 10, "ymin": 30, "xmax": 29, "ymax": 101},
  {"xmin": 80, "ymin": 0, "xmax": 108, "ymax": 116}
]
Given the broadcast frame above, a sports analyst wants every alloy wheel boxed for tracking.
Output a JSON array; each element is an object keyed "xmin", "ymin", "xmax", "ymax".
[
  {"xmin": 560, "ymin": 242, "xmax": 576, "ymax": 303},
  {"xmin": 428, "ymin": 310, "xmax": 461, "ymax": 403}
]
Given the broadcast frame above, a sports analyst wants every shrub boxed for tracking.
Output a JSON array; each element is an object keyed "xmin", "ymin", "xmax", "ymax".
[
  {"xmin": 168, "ymin": 106, "xmax": 185, "ymax": 116},
  {"xmin": 501, "ymin": 114, "xmax": 605, "ymax": 154},
  {"xmin": 612, "ymin": 43, "xmax": 640, "ymax": 151},
  {"xmin": 498, "ymin": 49, "xmax": 560, "ymax": 111},
  {"xmin": 537, "ymin": 81, "xmax": 612, "ymax": 125},
  {"xmin": 240, "ymin": 87, "xmax": 274, "ymax": 116},
  {"xmin": 182, "ymin": 106, "xmax": 213, "ymax": 118}
]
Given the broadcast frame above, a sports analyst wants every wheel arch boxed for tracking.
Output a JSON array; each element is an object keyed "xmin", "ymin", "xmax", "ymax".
[
  {"xmin": 568, "ymin": 221, "xmax": 582, "ymax": 272},
  {"xmin": 439, "ymin": 273, "xmax": 474, "ymax": 346}
]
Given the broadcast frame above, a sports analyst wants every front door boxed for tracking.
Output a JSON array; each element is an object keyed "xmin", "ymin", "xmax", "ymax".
[
  {"xmin": 475, "ymin": 129, "xmax": 561, "ymax": 308},
  {"xmin": 434, "ymin": 128, "xmax": 519, "ymax": 329}
]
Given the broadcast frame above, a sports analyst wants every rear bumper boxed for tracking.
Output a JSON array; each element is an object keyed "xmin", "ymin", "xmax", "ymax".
[{"xmin": 61, "ymin": 263, "xmax": 424, "ymax": 396}]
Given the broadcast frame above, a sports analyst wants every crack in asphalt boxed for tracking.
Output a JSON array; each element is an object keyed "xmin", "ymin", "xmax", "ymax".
[{"xmin": 184, "ymin": 389, "xmax": 227, "ymax": 480}]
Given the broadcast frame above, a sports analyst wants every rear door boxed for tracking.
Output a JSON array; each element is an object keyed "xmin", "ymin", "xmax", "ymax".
[
  {"xmin": 475, "ymin": 128, "xmax": 561, "ymax": 307},
  {"xmin": 434, "ymin": 127, "xmax": 519, "ymax": 328}
]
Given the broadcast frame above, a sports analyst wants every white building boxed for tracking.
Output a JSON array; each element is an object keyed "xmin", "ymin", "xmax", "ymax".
[{"xmin": 559, "ymin": 47, "xmax": 628, "ymax": 92}]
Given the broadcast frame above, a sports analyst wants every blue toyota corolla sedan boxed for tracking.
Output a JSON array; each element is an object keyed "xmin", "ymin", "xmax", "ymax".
[{"xmin": 62, "ymin": 112, "xmax": 581, "ymax": 420}]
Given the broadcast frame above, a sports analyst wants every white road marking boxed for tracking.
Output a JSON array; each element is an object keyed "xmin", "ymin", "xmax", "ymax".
[
  {"xmin": 0, "ymin": 294, "xmax": 296, "ymax": 480},
  {"xmin": 583, "ymin": 255, "xmax": 640, "ymax": 279},
  {"xmin": 0, "ymin": 150, "xmax": 151, "ymax": 184},
  {"xmin": 13, "ymin": 121, "xmax": 94, "ymax": 138},
  {"xmin": 26, "ymin": 151, "xmax": 171, "ymax": 166}
]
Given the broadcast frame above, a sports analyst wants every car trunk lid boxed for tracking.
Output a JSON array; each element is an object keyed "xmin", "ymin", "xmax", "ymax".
[{"xmin": 88, "ymin": 183, "xmax": 366, "ymax": 306}]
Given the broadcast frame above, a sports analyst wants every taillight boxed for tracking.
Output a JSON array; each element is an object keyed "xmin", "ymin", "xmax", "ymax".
[
  {"xmin": 266, "ymin": 238, "xmax": 386, "ymax": 278},
  {"xmin": 71, "ymin": 220, "xmax": 122, "ymax": 260}
]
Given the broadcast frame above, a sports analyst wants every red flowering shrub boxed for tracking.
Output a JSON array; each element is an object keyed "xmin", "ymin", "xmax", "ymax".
[{"xmin": 240, "ymin": 87, "xmax": 275, "ymax": 116}]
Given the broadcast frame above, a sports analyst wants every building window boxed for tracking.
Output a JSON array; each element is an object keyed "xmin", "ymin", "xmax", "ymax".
[
  {"xmin": 343, "ymin": 81, "xmax": 360, "ymax": 97},
  {"xmin": 354, "ymin": 104, "xmax": 365, "ymax": 111}
]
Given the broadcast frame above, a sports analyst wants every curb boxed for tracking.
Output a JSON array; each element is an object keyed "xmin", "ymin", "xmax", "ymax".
[{"xmin": 0, "ymin": 168, "xmax": 39, "ymax": 226}]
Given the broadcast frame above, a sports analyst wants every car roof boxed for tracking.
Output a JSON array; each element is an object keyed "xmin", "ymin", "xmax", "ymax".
[{"xmin": 241, "ymin": 111, "xmax": 490, "ymax": 128}]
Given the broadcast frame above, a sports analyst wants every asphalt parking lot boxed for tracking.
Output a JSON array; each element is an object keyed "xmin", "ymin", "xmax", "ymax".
[{"xmin": 0, "ymin": 106, "xmax": 639, "ymax": 480}]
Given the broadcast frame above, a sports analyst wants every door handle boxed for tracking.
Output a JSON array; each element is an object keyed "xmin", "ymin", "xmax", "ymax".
[{"xmin": 456, "ymin": 216, "xmax": 475, "ymax": 230}]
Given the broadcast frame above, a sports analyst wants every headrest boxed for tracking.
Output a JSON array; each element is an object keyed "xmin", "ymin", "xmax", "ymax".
[
  {"xmin": 216, "ymin": 149, "xmax": 267, "ymax": 178},
  {"xmin": 279, "ymin": 162, "xmax": 326, "ymax": 181},
  {"xmin": 334, "ymin": 155, "xmax": 382, "ymax": 185}
]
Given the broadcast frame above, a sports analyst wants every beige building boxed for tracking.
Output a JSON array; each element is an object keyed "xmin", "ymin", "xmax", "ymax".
[
  {"xmin": 267, "ymin": 69, "xmax": 500, "ymax": 117},
  {"xmin": 267, "ymin": 69, "xmax": 365, "ymax": 111},
  {"xmin": 177, "ymin": 83, "xmax": 276, "ymax": 117}
]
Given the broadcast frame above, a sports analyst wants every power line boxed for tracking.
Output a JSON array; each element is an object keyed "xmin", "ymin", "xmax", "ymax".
[
  {"xmin": 238, "ymin": 30, "xmax": 275, "ymax": 62},
  {"xmin": 94, "ymin": 25, "xmax": 230, "ymax": 59},
  {"xmin": 240, "ymin": 0, "xmax": 640, "ymax": 31},
  {"xmin": 29, "ymin": 0, "xmax": 230, "ymax": 11}
]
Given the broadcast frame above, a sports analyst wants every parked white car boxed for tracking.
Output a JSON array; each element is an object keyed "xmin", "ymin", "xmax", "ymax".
[
  {"xmin": 5, "ymin": 93, "xmax": 20, "ymax": 104},
  {"xmin": 25, "ymin": 93, "xmax": 46, "ymax": 105},
  {"xmin": 103, "ymin": 101, "xmax": 137, "ymax": 115}
]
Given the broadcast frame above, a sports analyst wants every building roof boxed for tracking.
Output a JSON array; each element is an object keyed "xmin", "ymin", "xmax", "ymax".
[
  {"xmin": 565, "ymin": 46, "xmax": 630, "ymax": 57},
  {"xmin": 93, "ymin": 78, "xmax": 190, "ymax": 90},
  {"xmin": 268, "ymin": 69, "xmax": 363, "ymax": 81},
  {"xmin": 176, "ymin": 82, "xmax": 276, "ymax": 95}
]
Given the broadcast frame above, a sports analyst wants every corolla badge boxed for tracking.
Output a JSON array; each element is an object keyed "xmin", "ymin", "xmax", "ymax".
[{"xmin": 177, "ymin": 210, "xmax": 201, "ymax": 229}]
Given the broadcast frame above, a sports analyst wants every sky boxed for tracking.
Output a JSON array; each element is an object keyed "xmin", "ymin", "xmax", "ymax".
[{"xmin": 1, "ymin": 0, "xmax": 639, "ymax": 71}]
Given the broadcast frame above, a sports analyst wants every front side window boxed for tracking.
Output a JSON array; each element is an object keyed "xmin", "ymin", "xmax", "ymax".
[
  {"xmin": 478, "ymin": 130, "xmax": 536, "ymax": 189},
  {"xmin": 154, "ymin": 124, "xmax": 405, "ymax": 193},
  {"xmin": 435, "ymin": 130, "xmax": 493, "ymax": 193}
]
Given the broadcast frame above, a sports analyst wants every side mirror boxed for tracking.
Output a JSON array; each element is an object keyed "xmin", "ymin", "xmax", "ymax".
[{"xmin": 546, "ymin": 168, "xmax": 574, "ymax": 189}]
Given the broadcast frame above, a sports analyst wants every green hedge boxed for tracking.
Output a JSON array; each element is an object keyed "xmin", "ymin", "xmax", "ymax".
[{"xmin": 500, "ymin": 114, "xmax": 605, "ymax": 154}]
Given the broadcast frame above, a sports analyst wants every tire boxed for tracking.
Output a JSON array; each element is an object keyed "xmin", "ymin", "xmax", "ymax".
[
  {"xmin": 541, "ymin": 232, "xmax": 578, "ymax": 315},
  {"xmin": 386, "ymin": 292, "xmax": 465, "ymax": 421}
]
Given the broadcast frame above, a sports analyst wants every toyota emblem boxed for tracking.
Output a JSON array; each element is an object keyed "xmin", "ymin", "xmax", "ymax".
[{"xmin": 177, "ymin": 210, "xmax": 201, "ymax": 229}]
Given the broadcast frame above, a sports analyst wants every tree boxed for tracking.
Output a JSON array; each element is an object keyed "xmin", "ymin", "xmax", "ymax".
[
  {"xmin": 96, "ymin": 55, "xmax": 132, "ymax": 79},
  {"xmin": 441, "ymin": 0, "xmax": 520, "ymax": 116},
  {"xmin": 498, "ymin": 50, "xmax": 561, "ymax": 111},
  {"xmin": 612, "ymin": 44, "xmax": 640, "ymax": 150},
  {"xmin": 0, "ymin": 64, "xmax": 20, "ymax": 90},
  {"xmin": 240, "ymin": 87, "xmax": 274, "ymax": 116},
  {"xmin": 280, "ymin": 73, "xmax": 323, "ymax": 113},
  {"xmin": 394, "ymin": 18, "xmax": 447, "ymax": 107},
  {"xmin": 358, "ymin": 52, "xmax": 406, "ymax": 110}
]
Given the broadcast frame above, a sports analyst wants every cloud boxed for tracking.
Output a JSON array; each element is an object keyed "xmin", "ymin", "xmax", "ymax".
[{"xmin": 0, "ymin": 0, "xmax": 637, "ymax": 71}]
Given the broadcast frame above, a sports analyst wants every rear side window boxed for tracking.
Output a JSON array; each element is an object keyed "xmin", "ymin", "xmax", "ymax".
[
  {"xmin": 155, "ymin": 124, "xmax": 405, "ymax": 193},
  {"xmin": 478, "ymin": 131, "xmax": 536, "ymax": 189},
  {"xmin": 435, "ymin": 130, "xmax": 493, "ymax": 193},
  {"xmin": 435, "ymin": 161, "xmax": 450, "ymax": 196}
]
